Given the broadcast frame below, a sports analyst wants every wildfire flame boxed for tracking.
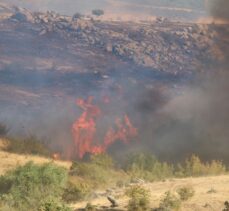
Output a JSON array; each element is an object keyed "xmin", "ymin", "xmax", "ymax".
[{"xmin": 72, "ymin": 96, "xmax": 137, "ymax": 158}]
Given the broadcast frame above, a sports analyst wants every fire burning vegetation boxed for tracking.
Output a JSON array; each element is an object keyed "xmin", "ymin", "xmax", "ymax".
[{"xmin": 72, "ymin": 96, "xmax": 137, "ymax": 159}]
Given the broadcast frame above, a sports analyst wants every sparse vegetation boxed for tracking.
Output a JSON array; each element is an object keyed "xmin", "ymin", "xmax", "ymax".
[
  {"xmin": 63, "ymin": 179, "xmax": 91, "ymax": 202},
  {"xmin": 70, "ymin": 153, "xmax": 126, "ymax": 187},
  {"xmin": 125, "ymin": 153, "xmax": 226, "ymax": 182},
  {"xmin": 0, "ymin": 162, "xmax": 69, "ymax": 211},
  {"xmin": 177, "ymin": 186, "xmax": 195, "ymax": 201},
  {"xmin": 125, "ymin": 153, "xmax": 174, "ymax": 182},
  {"xmin": 159, "ymin": 191, "xmax": 181, "ymax": 211},
  {"xmin": 126, "ymin": 185, "xmax": 151, "ymax": 211},
  {"xmin": 84, "ymin": 203, "xmax": 97, "ymax": 211},
  {"xmin": 4, "ymin": 135, "xmax": 51, "ymax": 157},
  {"xmin": 175, "ymin": 155, "xmax": 226, "ymax": 177}
]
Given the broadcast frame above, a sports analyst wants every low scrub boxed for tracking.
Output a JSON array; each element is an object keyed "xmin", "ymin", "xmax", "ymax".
[
  {"xmin": 125, "ymin": 153, "xmax": 226, "ymax": 181},
  {"xmin": 70, "ymin": 154, "xmax": 126, "ymax": 188},
  {"xmin": 177, "ymin": 186, "xmax": 195, "ymax": 201},
  {"xmin": 159, "ymin": 191, "xmax": 181, "ymax": 211},
  {"xmin": 126, "ymin": 185, "xmax": 151, "ymax": 211},
  {"xmin": 175, "ymin": 155, "xmax": 226, "ymax": 177},
  {"xmin": 63, "ymin": 178, "xmax": 91, "ymax": 202},
  {"xmin": 0, "ymin": 162, "xmax": 70, "ymax": 211},
  {"xmin": 4, "ymin": 135, "xmax": 51, "ymax": 157},
  {"xmin": 125, "ymin": 153, "xmax": 174, "ymax": 181}
]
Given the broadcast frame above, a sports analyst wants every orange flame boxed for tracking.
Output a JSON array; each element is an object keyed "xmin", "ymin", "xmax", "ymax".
[{"xmin": 72, "ymin": 96, "xmax": 137, "ymax": 158}]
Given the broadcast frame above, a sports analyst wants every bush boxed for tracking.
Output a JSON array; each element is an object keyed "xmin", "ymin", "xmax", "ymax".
[
  {"xmin": 159, "ymin": 191, "xmax": 181, "ymax": 211},
  {"xmin": 126, "ymin": 153, "xmax": 174, "ymax": 181},
  {"xmin": 90, "ymin": 153, "xmax": 114, "ymax": 169},
  {"xmin": 0, "ymin": 162, "xmax": 68, "ymax": 210},
  {"xmin": 70, "ymin": 154, "xmax": 123, "ymax": 187},
  {"xmin": 0, "ymin": 123, "xmax": 9, "ymax": 137},
  {"xmin": 84, "ymin": 203, "xmax": 97, "ymax": 211},
  {"xmin": 63, "ymin": 179, "xmax": 91, "ymax": 202},
  {"xmin": 92, "ymin": 9, "xmax": 104, "ymax": 16},
  {"xmin": 177, "ymin": 186, "xmax": 195, "ymax": 201},
  {"xmin": 176, "ymin": 155, "xmax": 226, "ymax": 177},
  {"xmin": 38, "ymin": 198, "xmax": 72, "ymax": 211},
  {"xmin": 4, "ymin": 135, "xmax": 51, "ymax": 157},
  {"xmin": 126, "ymin": 185, "xmax": 151, "ymax": 211}
]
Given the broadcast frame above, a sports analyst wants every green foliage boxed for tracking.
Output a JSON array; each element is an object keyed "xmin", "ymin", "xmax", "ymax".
[
  {"xmin": 126, "ymin": 185, "xmax": 150, "ymax": 211},
  {"xmin": 176, "ymin": 155, "xmax": 226, "ymax": 177},
  {"xmin": 5, "ymin": 135, "xmax": 51, "ymax": 157},
  {"xmin": 0, "ymin": 162, "xmax": 68, "ymax": 211},
  {"xmin": 0, "ymin": 123, "xmax": 9, "ymax": 137},
  {"xmin": 90, "ymin": 153, "xmax": 114, "ymax": 169},
  {"xmin": 63, "ymin": 179, "xmax": 91, "ymax": 202},
  {"xmin": 177, "ymin": 186, "xmax": 195, "ymax": 201},
  {"xmin": 159, "ymin": 191, "xmax": 181, "ymax": 211},
  {"xmin": 92, "ymin": 9, "xmax": 104, "ymax": 16},
  {"xmin": 38, "ymin": 198, "xmax": 72, "ymax": 211},
  {"xmin": 126, "ymin": 153, "xmax": 174, "ymax": 181},
  {"xmin": 70, "ymin": 154, "xmax": 123, "ymax": 187}
]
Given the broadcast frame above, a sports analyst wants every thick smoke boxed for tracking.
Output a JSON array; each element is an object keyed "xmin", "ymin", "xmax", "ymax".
[{"xmin": 209, "ymin": 0, "xmax": 229, "ymax": 21}]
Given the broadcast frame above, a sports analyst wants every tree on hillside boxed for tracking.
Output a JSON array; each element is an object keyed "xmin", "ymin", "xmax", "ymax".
[{"xmin": 92, "ymin": 9, "xmax": 104, "ymax": 17}]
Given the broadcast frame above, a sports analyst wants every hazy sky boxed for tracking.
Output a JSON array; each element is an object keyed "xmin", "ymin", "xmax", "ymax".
[{"xmin": 2, "ymin": 0, "xmax": 206, "ymax": 15}]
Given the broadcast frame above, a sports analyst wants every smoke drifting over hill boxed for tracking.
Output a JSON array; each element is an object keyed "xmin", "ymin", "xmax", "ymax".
[
  {"xmin": 210, "ymin": 0, "xmax": 229, "ymax": 21},
  {"xmin": 0, "ymin": 2, "xmax": 228, "ymax": 163}
]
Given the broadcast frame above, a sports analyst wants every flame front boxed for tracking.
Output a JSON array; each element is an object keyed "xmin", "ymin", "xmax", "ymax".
[{"xmin": 72, "ymin": 96, "xmax": 137, "ymax": 158}]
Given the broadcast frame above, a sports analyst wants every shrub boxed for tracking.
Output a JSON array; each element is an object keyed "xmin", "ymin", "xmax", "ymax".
[
  {"xmin": 0, "ymin": 123, "xmax": 9, "ymax": 137},
  {"xmin": 85, "ymin": 203, "xmax": 97, "ymax": 211},
  {"xmin": 179, "ymin": 155, "xmax": 226, "ymax": 177},
  {"xmin": 38, "ymin": 197, "xmax": 72, "ymax": 211},
  {"xmin": 116, "ymin": 180, "xmax": 125, "ymax": 188},
  {"xmin": 126, "ymin": 153, "xmax": 174, "ymax": 181},
  {"xmin": 70, "ymin": 154, "xmax": 122, "ymax": 187},
  {"xmin": 126, "ymin": 185, "xmax": 150, "ymax": 211},
  {"xmin": 90, "ymin": 153, "xmax": 114, "ymax": 169},
  {"xmin": 92, "ymin": 9, "xmax": 104, "ymax": 16},
  {"xmin": 0, "ymin": 162, "xmax": 68, "ymax": 210},
  {"xmin": 63, "ymin": 179, "xmax": 91, "ymax": 202},
  {"xmin": 4, "ymin": 135, "xmax": 51, "ymax": 157},
  {"xmin": 159, "ymin": 191, "xmax": 181, "ymax": 211},
  {"xmin": 177, "ymin": 186, "xmax": 195, "ymax": 201}
]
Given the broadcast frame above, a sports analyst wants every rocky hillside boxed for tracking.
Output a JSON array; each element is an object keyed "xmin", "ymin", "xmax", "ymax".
[{"xmin": 0, "ymin": 4, "xmax": 228, "ymax": 160}]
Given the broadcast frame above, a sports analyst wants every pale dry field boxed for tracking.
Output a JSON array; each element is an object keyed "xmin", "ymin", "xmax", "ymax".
[
  {"xmin": 73, "ymin": 175, "xmax": 229, "ymax": 211},
  {"xmin": 0, "ymin": 139, "xmax": 71, "ymax": 175}
]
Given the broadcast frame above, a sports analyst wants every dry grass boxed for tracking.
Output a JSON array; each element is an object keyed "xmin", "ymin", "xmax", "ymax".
[
  {"xmin": 0, "ymin": 138, "xmax": 71, "ymax": 175},
  {"xmin": 73, "ymin": 173, "xmax": 229, "ymax": 210}
]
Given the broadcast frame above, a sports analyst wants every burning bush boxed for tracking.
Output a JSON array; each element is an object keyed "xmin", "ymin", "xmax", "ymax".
[{"xmin": 0, "ymin": 162, "xmax": 70, "ymax": 210}]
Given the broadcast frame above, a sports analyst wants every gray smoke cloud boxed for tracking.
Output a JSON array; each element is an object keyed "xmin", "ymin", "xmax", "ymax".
[{"xmin": 210, "ymin": 0, "xmax": 229, "ymax": 20}]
